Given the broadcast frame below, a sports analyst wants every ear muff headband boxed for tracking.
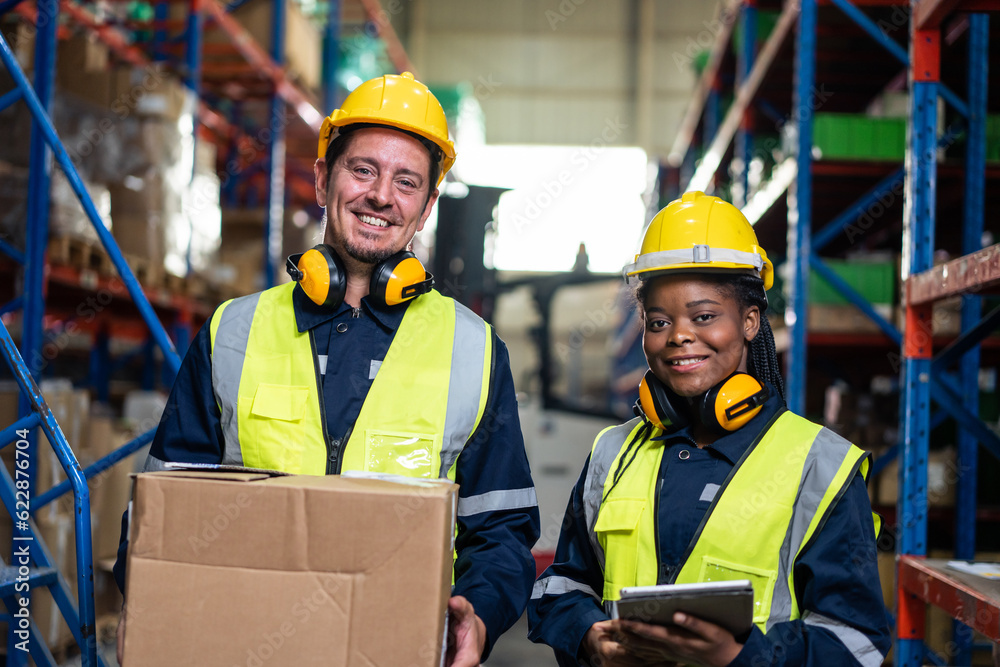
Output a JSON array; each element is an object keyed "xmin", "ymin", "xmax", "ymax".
[
  {"xmin": 700, "ymin": 372, "xmax": 769, "ymax": 433},
  {"xmin": 369, "ymin": 250, "xmax": 434, "ymax": 307}
]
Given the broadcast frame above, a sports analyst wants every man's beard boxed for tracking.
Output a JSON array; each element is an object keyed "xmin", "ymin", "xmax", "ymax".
[
  {"xmin": 343, "ymin": 237, "xmax": 397, "ymax": 265},
  {"xmin": 320, "ymin": 211, "xmax": 398, "ymax": 266}
]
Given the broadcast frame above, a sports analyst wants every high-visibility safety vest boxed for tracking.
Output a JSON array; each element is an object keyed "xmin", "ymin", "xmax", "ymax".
[
  {"xmin": 208, "ymin": 281, "xmax": 493, "ymax": 479},
  {"xmin": 583, "ymin": 409, "xmax": 877, "ymax": 633}
]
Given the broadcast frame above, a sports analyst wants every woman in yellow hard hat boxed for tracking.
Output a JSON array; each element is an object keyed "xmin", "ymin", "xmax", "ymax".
[{"xmin": 527, "ymin": 192, "xmax": 889, "ymax": 666}]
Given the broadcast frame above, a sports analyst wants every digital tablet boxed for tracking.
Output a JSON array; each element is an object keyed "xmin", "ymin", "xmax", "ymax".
[{"xmin": 611, "ymin": 580, "xmax": 754, "ymax": 636}]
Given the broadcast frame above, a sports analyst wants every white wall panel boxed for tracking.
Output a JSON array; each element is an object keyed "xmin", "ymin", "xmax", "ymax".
[
  {"xmin": 484, "ymin": 95, "xmax": 631, "ymax": 145},
  {"xmin": 425, "ymin": 0, "xmax": 631, "ymax": 34},
  {"xmin": 653, "ymin": 40, "xmax": 702, "ymax": 92},
  {"xmin": 651, "ymin": 98, "xmax": 693, "ymax": 154},
  {"xmin": 406, "ymin": 0, "xmax": 720, "ymax": 156},
  {"xmin": 423, "ymin": 35, "xmax": 629, "ymax": 91}
]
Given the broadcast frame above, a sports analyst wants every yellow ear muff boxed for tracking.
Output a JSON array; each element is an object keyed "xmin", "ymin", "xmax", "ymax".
[
  {"xmin": 638, "ymin": 375, "xmax": 666, "ymax": 431},
  {"xmin": 286, "ymin": 245, "xmax": 346, "ymax": 308},
  {"xmin": 635, "ymin": 370, "xmax": 690, "ymax": 433},
  {"xmin": 701, "ymin": 372, "xmax": 769, "ymax": 433},
  {"xmin": 369, "ymin": 251, "xmax": 434, "ymax": 307},
  {"xmin": 298, "ymin": 248, "xmax": 331, "ymax": 305}
]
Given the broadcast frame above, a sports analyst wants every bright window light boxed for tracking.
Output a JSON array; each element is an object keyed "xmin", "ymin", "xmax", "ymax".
[{"xmin": 454, "ymin": 144, "xmax": 649, "ymax": 273}]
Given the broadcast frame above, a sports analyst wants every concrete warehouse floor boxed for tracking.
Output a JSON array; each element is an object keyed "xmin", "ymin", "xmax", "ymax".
[{"xmin": 486, "ymin": 614, "xmax": 556, "ymax": 666}]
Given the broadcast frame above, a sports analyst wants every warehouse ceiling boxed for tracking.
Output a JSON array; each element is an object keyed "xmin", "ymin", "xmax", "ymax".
[{"xmin": 387, "ymin": 0, "xmax": 719, "ymax": 159}]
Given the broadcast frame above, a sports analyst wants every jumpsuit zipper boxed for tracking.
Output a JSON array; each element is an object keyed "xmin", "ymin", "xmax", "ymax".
[
  {"xmin": 309, "ymin": 330, "xmax": 335, "ymax": 474},
  {"xmin": 328, "ymin": 309, "xmax": 359, "ymax": 473}
]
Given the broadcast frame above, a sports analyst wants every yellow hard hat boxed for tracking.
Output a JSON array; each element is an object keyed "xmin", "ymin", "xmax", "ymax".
[
  {"xmin": 623, "ymin": 191, "xmax": 773, "ymax": 290},
  {"xmin": 317, "ymin": 72, "xmax": 456, "ymax": 186}
]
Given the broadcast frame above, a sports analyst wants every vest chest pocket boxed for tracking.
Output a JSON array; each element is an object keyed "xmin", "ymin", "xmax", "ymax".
[
  {"xmin": 594, "ymin": 498, "xmax": 646, "ymax": 601},
  {"xmin": 250, "ymin": 384, "xmax": 310, "ymax": 421},
  {"xmin": 244, "ymin": 383, "xmax": 311, "ymax": 472},
  {"xmin": 696, "ymin": 556, "xmax": 777, "ymax": 626},
  {"xmin": 363, "ymin": 430, "xmax": 439, "ymax": 478}
]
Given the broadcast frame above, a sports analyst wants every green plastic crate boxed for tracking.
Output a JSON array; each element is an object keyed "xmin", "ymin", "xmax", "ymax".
[
  {"xmin": 732, "ymin": 10, "xmax": 780, "ymax": 57},
  {"xmin": 813, "ymin": 114, "xmax": 906, "ymax": 161},
  {"xmin": 987, "ymin": 114, "xmax": 1000, "ymax": 163},
  {"xmin": 808, "ymin": 259, "xmax": 896, "ymax": 306}
]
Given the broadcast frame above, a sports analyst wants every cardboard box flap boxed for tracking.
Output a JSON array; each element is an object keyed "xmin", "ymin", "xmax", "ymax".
[
  {"xmin": 130, "ymin": 473, "xmax": 456, "ymax": 574},
  {"xmin": 142, "ymin": 470, "xmax": 275, "ymax": 483},
  {"xmin": 162, "ymin": 461, "xmax": 291, "ymax": 476}
]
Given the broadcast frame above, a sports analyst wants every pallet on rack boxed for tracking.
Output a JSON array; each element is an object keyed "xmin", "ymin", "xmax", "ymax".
[
  {"xmin": 161, "ymin": 272, "xmax": 182, "ymax": 294},
  {"xmin": 122, "ymin": 253, "xmax": 162, "ymax": 290},
  {"xmin": 47, "ymin": 235, "xmax": 115, "ymax": 276}
]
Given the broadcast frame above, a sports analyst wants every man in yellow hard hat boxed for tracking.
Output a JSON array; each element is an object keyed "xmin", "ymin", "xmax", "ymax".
[{"xmin": 114, "ymin": 72, "xmax": 540, "ymax": 666}]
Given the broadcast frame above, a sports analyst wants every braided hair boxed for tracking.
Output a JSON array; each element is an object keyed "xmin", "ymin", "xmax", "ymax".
[{"xmin": 635, "ymin": 272, "xmax": 786, "ymax": 404}]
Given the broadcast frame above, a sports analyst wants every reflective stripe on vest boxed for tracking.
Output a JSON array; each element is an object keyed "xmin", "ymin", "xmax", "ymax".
[
  {"xmin": 583, "ymin": 417, "xmax": 663, "ymax": 602},
  {"xmin": 587, "ymin": 410, "xmax": 872, "ymax": 634},
  {"xmin": 209, "ymin": 282, "xmax": 492, "ymax": 477},
  {"xmin": 210, "ymin": 290, "xmax": 264, "ymax": 468}
]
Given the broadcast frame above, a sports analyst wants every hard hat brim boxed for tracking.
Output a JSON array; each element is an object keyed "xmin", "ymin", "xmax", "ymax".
[{"xmin": 622, "ymin": 245, "xmax": 773, "ymax": 290}]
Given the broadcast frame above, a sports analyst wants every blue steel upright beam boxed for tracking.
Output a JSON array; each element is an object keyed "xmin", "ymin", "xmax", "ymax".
[
  {"xmin": 734, "ymin": 3, "xmax": 757, "ymax": 208},
  {"xmin": 263, "ymin": 0, "xmax": 287, "ymax": 287},
  {"xmin": 953, "ymin": 14, "xmax": 988, "ymax": 665},
  {"xmin": 785, "ymin": 0, "xmax": 815, "ymax": 417},
  {"xmin": 896, "ymin": 22, "xmax": 939, "ymax": 667},
  {"xmin": 17, "ymin": 9, "xmax": 57, "ymax": 647},
  {"xmin": 956, "ymin": 11, "xmax": 988, "ymax": 560},
  {"xmin": 153, "ymin": 0, "xmax": 169, "ymax": 62},
  {"xmin": 185, "ymin": 0, "xmax": 203, "ymax": 109},
  {"xmin": 322, "ymin": 0, "xmax": 341, "ymax": 116},
  {"xmin": 185, "ymin": 0, "xmax": 204, "ymax": 217}
]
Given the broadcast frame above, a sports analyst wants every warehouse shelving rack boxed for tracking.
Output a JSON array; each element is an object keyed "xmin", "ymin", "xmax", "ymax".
[
  {"xmin": 667, "ymin": 0, "xmax": 1000, "ymax": 665},
  {"xmin": 0, "ymin": 22, "xmax": 145, "ymax": 665},
  {"xmin": 896, "ymin": 6, "xmax": 1000, "ymax": 665},
  {"xmin": 0, "ymin": 0, "xmax": 412, "ymax": 662}
]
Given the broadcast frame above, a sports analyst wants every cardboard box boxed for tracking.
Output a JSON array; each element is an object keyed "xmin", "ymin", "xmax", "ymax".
[
  {"xmin": 808, "ymin": 303, "xmax": 897, "ymax": 335},
  {"xmin": 123, "ymin": 471, "xmax": 456, "ymax": 666},
  {"xmin": 60, "ymin": 32, "xmax": 110, "ymax": 74},
  {"xmin": 876, "ymin": 447, "xmax": 957, "ymax": 508},
  {"xmin": 203, "ymin": 0, "xmax": 321, "ymax": 91}
]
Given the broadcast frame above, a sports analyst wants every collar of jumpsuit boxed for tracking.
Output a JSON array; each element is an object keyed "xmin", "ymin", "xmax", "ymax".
[
  {"xmin": 291, "ymin": 281, "xmax": 407, "ymax": 334},
  {"xmin": 649, "ymin": 383, "xmax": 784, "ymax": 466}
]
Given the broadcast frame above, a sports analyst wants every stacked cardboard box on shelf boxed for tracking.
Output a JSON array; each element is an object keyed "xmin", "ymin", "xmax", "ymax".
[
  {"xmin": 0, "ymin": 27, "xmax": 222, "ymax": 295},
  {"xmin": 201, "ymin": 0, "xmax": 321, "ymax": 91}
]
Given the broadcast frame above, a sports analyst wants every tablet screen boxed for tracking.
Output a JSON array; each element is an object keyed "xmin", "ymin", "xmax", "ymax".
[{"xmin": 612, "ymin": 580, "xmax": 754, "ymax": 636}]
